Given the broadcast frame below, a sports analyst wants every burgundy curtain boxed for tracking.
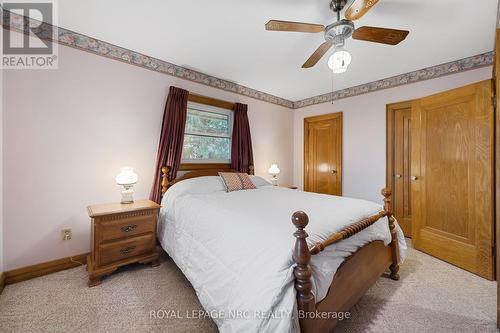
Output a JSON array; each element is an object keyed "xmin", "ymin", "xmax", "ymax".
[
  {"xmin": 231, "ymin": 103, "xmax": 254, "ymax": 173},
  {"xmin": 149, "ymin": 86, "xmax": 189, "ymax": 203}
]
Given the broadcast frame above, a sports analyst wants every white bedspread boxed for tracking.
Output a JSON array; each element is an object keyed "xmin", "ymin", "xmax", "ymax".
[{"xmin": 158, "ymin": 176, "xmax": 406, "ymax": 333}]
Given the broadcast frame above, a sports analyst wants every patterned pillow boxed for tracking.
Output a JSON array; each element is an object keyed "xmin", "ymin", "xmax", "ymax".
[{"xmin": 219, "ymin": 172, "xmax": 257, "ymax": 192}]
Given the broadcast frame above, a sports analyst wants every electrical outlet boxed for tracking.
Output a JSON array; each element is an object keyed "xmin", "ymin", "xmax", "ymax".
[{"xmin": 62, "ymin": 228, "xmax": 72, "ymax": 241}]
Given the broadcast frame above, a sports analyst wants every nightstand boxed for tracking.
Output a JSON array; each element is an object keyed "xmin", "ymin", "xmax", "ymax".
[{"xmin": 86, "ymin": 200, "xmax": 160, "ymax": 287}]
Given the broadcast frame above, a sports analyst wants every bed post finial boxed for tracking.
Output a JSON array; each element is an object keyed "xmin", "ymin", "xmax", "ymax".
[
  {"xmin": 381, "ymin": 188, "xmax": 400, "ymax": 280},
  {"xmin": 381, "ymin": 188, "xmax": 392, "ymax": 214},
  {"xmin": 161, "ymin": 166, "xmax": 170, "ymax": 196},
  {"xmin": 248, "ymin": 165, "xmax": 254, "ymax": 175},
  {"xmin": 292, "ymin": 211, "xmax": 316, "ymax": 332}
]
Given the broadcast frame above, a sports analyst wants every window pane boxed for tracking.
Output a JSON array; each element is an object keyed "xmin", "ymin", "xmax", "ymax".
[
  {"xmin": 182, "ymin": 134, "xmax": 230, "ymax": 161},
  {"xmin": 185, "ymin": 109, "xmax": 229, "ymax": 136}
]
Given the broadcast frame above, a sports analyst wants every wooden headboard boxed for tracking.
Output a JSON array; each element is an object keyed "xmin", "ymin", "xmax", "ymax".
[{"xmin": 161, "ymin": 165, "xmax": 254, "ymax": 196}]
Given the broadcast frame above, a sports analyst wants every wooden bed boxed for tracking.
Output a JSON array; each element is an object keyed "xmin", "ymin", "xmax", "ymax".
[{"xmin": 160, "ymin": 165, "xmax": 400, "ymax": 333}]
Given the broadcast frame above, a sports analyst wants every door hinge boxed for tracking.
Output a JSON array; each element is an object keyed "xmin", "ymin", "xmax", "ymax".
[
  {"xmin": 492, "ymin": 244, "xmax": 497, "ymax": 258},
  {"xmin": 492, "ymin": 95, "xmax": 497, "ymax": 109}
]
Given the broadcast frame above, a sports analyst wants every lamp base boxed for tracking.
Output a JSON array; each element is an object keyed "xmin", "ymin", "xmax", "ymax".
[
  {"xmin": 271, "ymin": 177, "xmax": 278, "ymax": 186},
  {"xmin": 120, "ymin": 188, "xmax": 134, "ymax": 204}
]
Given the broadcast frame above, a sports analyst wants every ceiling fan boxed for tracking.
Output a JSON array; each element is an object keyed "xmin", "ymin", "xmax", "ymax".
[{"xmin": 265, "ymin": 0, "xmax": 409, "ymax": 72}]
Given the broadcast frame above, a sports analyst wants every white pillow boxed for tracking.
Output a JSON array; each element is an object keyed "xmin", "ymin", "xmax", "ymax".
[
  {"xmin": 250, "ymin": 175, "xmax": 272, "ymax": 187},
  {"xmin": 161, "ymin": 175, "xmax": 272, "ymax": 206},
  {"xmin": 161, "ymin": 176, "xmax": 226, "ymax": 207}
]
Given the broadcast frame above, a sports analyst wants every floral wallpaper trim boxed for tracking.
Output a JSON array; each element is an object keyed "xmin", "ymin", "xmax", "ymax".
[
  {"xmin": 3, "ymin": 11, "xmax": 494, "ymax": 110},
  {"xmin": 3, "ymin": 11, "xmax": 294, "ymax": 109},
  {"xmin": 292, "ymin": 52, "xmax": 494, "ymax": 109}
]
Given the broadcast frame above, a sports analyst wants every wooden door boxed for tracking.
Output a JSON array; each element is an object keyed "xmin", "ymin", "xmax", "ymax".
[
  {"xmin": 387, "ymin": 102, "xmax": 413, "ymax": 237},
  {"xmin": 304, "ymin": 113, "xmax": 342, "ymax": 195},
  {"xmin": 412, "ymin": 80, "xmax": 494, "ymax": 280}
]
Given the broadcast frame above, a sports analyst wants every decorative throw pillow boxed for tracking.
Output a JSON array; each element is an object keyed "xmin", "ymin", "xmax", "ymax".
[{"xmin": 219, "ymin": 172, "xmax": 257, "ymax": 192}]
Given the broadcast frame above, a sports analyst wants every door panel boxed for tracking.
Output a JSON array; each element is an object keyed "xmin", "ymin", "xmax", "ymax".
[
  {"xmin": 313, "ymin": 123, "xmax": 334, "ymax": 194},
  {"xmin": 411, "ymin": 80, "xmax": 494, "ymax": 279},
  {"xmin": 393, "ymin": 105, "xmax": 412, "ymax": 236},
  {"xmin": 304, "ymin": 113, "xmax": 342, "ymax": 195}
]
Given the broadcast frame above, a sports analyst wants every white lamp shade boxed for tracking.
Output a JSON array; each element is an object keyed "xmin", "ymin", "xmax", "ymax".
[
  {"xmin": 328, "ymin": 50, "xmax": 352, "ymax": 74},
  {"xmin": 268, "ymin": 164, "xmax": 281, "ymax": 176},
  {"xmin": 115, "ymin": 167, "xmax": 138, "ymax": 185}
]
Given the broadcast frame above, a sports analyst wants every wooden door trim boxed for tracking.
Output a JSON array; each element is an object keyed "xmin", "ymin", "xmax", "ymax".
[
  {"xmin": 495, "ymin": 28, "xmax": 499, "ymax": 328},
  {"xmin": 386, "ymin": 100, "xmax": 414, "ymax": 194},
  {"xmin": 304, "ymin": 112, "xmax": 343, "ymax": 195}
]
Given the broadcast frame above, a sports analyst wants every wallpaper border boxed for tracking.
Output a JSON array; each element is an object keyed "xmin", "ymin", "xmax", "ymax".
[
  {"xmin": 3, "ymin": 11, "xmax": 294, "ymax": 109},
  {"xmin": 3, "ymin": 11, "xmax": 494, "ymax": 110},
  {"xmin": 292, "ymin": 52, "xmax": 494, "ymax": 108}
]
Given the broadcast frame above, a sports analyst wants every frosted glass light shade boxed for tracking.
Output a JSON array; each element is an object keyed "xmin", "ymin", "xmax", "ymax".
[
  {"xmin": 328, "ymin": 50, "xmax": 352, "ymax": 74},
  {"xmin": 115, "ymin": 167, "xmax": 138, "ymax": 185},
  {"xmin": 116, "ymin": 167, "xmax": 138, "ymax": 204},
  {"xmin": 268, "ymin": 164, "xmax": 280, "ymax": 176}
]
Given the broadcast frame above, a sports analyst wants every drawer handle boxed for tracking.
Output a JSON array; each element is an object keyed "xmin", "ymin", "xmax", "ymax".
[
  {"xmin": 120, "ymin": 224, "xmax": 138, "ymax": 233},
  {"xmin": 120, "ymin": 246, "xmax": 136, "ymax": 255}
]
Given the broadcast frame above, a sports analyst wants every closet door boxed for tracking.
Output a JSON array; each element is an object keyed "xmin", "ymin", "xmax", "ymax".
[
  {"xmin": 411, "ymin": 80, "xmax": 494, "ymax": 279},
  {"xmin": 393, "ymin": 103, "xmax": 413, "ymax": 237}
]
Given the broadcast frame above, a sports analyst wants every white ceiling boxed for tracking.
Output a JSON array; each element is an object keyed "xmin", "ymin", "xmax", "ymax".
[{"xmin": 59, "ymin": 0, "xmax": 498, "ymax": 101}]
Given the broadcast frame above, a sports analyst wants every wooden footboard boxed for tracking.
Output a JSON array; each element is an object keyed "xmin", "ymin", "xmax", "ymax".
[{"xmin": 292, "ymin": 188, "xmax": 400, "ymax": 333}]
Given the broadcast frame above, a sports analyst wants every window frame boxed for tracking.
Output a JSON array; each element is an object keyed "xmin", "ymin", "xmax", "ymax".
[{"xmin": 181, "ymin": 100, "xmax": 234, "ymax": 164}]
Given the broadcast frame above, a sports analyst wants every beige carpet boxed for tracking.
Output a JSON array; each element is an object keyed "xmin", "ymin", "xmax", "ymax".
[{"xmin": 0, "ymin": 243, "xmax": 496, "ymax": 333}]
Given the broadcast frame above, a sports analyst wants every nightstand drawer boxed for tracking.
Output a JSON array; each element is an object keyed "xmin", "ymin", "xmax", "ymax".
[
  {"xmin": 100, "ymin": 214, "xmax": 156, "ymax": 242},
  {"xmin": 99, "ymin": 233, "xmax": 155, "ymax": 266}
]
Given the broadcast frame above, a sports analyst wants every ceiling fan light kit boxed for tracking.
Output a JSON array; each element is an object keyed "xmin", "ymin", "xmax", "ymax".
[
  {"xmin": 324, "ymin": 19, "xmax": 354, "ymax": 74},
  {"xmin": 265, "ymin": 0, "xmax": 409, "ymax": 72},
  {"xmin": 328, "ymin": 48, "xmax": 352, "ymax": 74}
]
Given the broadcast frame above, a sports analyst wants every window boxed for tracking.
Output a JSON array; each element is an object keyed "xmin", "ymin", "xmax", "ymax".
[{"xmin": 181, "ymin": 102, "xmax": 233, "ymax": 163}]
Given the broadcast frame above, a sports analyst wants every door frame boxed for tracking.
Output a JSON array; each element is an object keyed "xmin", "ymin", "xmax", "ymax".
[
  {"xmin": 495, "ymin": 28, "xmax": 499, "ymax": 328},
  {"xmin": 386, "ymin": 100, "xmax": 414, "ymax": 195},
  {"xmin": 304, "ymin": 112, "xmax": 343, "ymax": 195}
]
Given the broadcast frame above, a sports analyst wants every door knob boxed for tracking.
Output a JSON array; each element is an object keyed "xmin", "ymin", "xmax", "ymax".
[
  {"xmin": 331, "ymin": 170, "xmax": 337, "ymax": 174},
  {"xmin": 410, "ymin": 175, "xmax": 418, "ymax": 181},
  {"xmin": 395, "ymin": 173, "xmax": 402, "ymax": 179}
]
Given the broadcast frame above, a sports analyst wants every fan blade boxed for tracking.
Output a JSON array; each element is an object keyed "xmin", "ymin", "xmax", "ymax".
[
  {"xmin": 265, "ymin": 20, "xmax": 324, "ymax": 33},
  {"xmin": 352, "ymin": 26, "xmax": 409, "ymax": 45},
  {"xmin": 302, "ymin": 41, "xmax": 333, "ymax": 68},
  {"xmin": 345, "ymin": 0, "xmax": 380, "ymax": 21}
]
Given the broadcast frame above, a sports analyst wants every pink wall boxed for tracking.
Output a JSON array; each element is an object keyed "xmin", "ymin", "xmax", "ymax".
[
  {"xmin": 3, "ymin": 44, "xmax": 294, "ymax": 270},
  {"xmin": 293, "ymin": 66, "xmax": 493, "ymax": 203}
]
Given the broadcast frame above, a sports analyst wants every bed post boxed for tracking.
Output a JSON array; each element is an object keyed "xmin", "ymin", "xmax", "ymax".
[
  {"xmin": 381, "ymin": 188, "xmax": 400, "ymax": 280},
  {"xmin": 161, "ymin": 166, "xmax": 170, "ymax": 196},
  {"xmin": 248, "ymin": 165, "xmax": 254, "ymax": 175},
  {"xmin": 292, "ymin": 211, "xmax": 316, "ymax": 333}
]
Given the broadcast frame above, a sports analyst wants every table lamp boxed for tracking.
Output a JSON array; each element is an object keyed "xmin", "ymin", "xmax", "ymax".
[
  {"xmin": 116, "ymin": 167, "xmax": 138, "ymax": 204},
  {"xmin": 268, "ymin": 164, "xmax": 280, "ymax": 186}
]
